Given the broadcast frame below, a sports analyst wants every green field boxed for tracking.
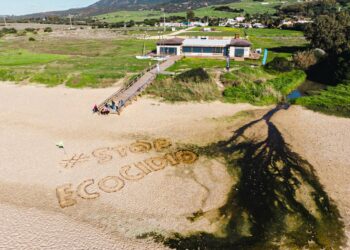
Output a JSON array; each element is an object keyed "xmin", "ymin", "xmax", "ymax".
[
  {"xmin": 0, "ymin": 38, "xmax": 157, "ymax": 88},
  {"xmin": 96, "ymin": 0, "xmax": 298, "ymax": 23},
  {"xmin": 184, "ymin": 26, "xmax": 304, "ymax": 37}
]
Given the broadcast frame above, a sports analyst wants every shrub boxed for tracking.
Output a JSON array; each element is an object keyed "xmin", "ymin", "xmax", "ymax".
[
  {"xmin": 25, "ymin": 28, "xmax": 36, "ymax": 33},
  {"xmin": 174, "ymin": 68, "xmax": 210, "ymax": 83},
  {"xmin": 44, "ymin": 27, "xmax": 53, "ymax": 33},
  {"xmin": 293, "ymin": 50, "xmax": 319, "ymax": 70},
  {"xmin": 146, "ymin": 73, "xmax": 221, "ymax": 102},
  {"xmin": 265, "ymin": 57, "xmax": 294, "ymax": 72},
  {"xmin": 28, "ymin": 37, "xmax": 36, "ymax": 41},
  {"xmin": 2, "ymin": 27, "xmax": 17, "ymax": 34}
]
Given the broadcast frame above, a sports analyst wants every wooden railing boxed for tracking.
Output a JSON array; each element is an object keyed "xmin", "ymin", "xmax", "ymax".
[
  {"xmin": 97, "ymin": 63, "xmax": 158, "ymax": 111},
  {"xmin": 97, "ymin": 62, "xmax": 161, "ymax": 113}
]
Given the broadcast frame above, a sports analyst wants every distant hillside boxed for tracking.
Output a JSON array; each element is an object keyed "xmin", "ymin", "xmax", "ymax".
[
  {"xmin": 19, "ymin": 0, "xmax": 239, "ymax": 18},
  {"xmin": 97, "ymin": 0, "xmax": 294, "ymax": 23}
]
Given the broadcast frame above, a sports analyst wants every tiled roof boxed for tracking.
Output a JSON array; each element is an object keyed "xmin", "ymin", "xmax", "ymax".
[
  {"xmin": 230, "ymin": 39, "xmax": 252, "ymax": 47},
  {"xmin": 156, "ymin": 38, "xmax": 184, "ymax": 45}
]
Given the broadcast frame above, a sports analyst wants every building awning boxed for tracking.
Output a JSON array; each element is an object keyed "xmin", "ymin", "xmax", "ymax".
[
  {"xmin": 230, "ymin": 39, "xmax": 252, "ymax": 47},
  {"xmin": 156, "ymin": 38, "xmax": 184, "ymax": 46}
]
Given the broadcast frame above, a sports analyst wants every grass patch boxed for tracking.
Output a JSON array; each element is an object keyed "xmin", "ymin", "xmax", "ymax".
[
  {"xmin": 183, "ymin": 27, "xmax": 304, "ymax": 38},
  {"xmin": 146, "ymin": 68, "xmax": 221, "ymax": 102},
  {"xmin": 30, "ymin": 71, "xmax": 67, "ymax": 87},
  {"xmin": 223, "ymin": 67, "xmax": 306, "ymax": 105},
  {"xmin": 0, "ymin": 50, "xmax": 67, "ymax": 66},
  {"xmin": 0, "ymin": 38, "xmax": 156, "ymax": 87},
  {"xmin": 168, "ymin": 57, "xmax": 227, "ymax": 72},
  {"xmin": 295, "ymin": 84, "xmax": 350, "ymax": 118}
]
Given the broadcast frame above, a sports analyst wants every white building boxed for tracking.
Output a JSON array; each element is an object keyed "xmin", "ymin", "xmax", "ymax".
[
  {"xmin": 236, "ymin": 16, "xmax": 245, "ymax": 22},
  {"xmin": 156, "ymin": 37, "xmax": 252, "ymax": 59},
  {"xmin": 159, "ymin": 22, "xmax": 185, "ymax": 27}
]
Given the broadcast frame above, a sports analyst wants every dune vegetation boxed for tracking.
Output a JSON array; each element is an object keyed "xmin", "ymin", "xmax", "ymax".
[{"xmin": 295, "ymin": 84, "xmax": 350, "ymax": 118}]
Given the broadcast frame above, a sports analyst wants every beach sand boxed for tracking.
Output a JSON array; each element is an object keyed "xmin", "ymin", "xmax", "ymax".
[
  {"xmin": 0, "ymin": 83, "xmax": 255, "ymax": 249},
  {"xmin": 272, "ymin": 106, "xmax": 350, "ymax": 249},
  {"xmin": 0, "ymin": 83, "xmax": 349, "ymax": 249}
]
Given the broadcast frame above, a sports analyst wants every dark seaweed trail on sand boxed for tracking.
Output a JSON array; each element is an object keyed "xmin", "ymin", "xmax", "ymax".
[{"xmin": 140, "ymin": 105, "xmax": 346, "ymax": 249}]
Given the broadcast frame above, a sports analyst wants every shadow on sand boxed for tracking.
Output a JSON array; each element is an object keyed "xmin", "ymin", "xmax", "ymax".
[{"xmin": 140, "ymin": 105, "xmax": 346, "ymax": 249}]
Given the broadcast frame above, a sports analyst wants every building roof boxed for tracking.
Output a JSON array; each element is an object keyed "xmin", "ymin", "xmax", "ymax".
[
  {"xmin": 156, "ymin": 38, "xmax": 184, "ymax": 45},
  {"xmin": 156, "ymin": 37, "xmax": 252, "ymax": 47},
  {"xmin": 230, "ymin": 39, "xmax": 252, "ymax": 47},
  {"xmin": 182, "ymin": 38, "xmax": 232, "ymax": 47}
]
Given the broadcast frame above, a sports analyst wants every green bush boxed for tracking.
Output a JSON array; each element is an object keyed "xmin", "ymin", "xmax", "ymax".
[
  {"xmin": 30, "ymin": 72, "xmax": 66, "ymax": 87},
  {"xmin": 175, "ymin": 67, "xmax": 210, "ymax": 83},
  {"xmin": 265, "ymin": 57, "xmax": 294, "ymax": 72},
  {"xmin": 146, "ymin": 72, "xmax": 221, "ymax": 102},
  {"xmin": 267, "ymin": 70, "xmax": 306, "ymax": 95},
  {"xmin": 28, "ymin": 37, "xmax": 36, "ymax": 42},
  {"xmin": 2, "ymin": 27, "xmax": 17, "ymax": 34},
  {"xmin": 224, "ymin": 82, "xmax": 280, "ymax": 105},
  {"xmin": 223, "ymin": 69, "xmax": 306, "ymax": 105},
  {"xmin": 44, "ymin": 27, "xmax": 53, "ymax": 33},
  {"xmin": 25, "ymin": 28, "xmax": 36, "ymax": 33}
]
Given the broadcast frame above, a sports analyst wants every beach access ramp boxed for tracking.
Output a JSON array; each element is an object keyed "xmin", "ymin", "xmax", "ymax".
[{"xmin": 97, "ymin": 56, "xmax": 180, "ymax": 115}]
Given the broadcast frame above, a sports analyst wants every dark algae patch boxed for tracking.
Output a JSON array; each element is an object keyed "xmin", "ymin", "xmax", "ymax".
[{"xmin": 140, "ymin": 106, "xmax": 346, "ymax": 249}]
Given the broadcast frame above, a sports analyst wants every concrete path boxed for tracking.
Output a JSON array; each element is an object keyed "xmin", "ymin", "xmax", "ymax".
[{"xmin": 99, "ymin": 56, "xmax": 181, "ymax": 114}]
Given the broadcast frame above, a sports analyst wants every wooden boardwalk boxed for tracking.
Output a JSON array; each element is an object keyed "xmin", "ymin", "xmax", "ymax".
[{"xmin": 98, "ymin": 56, "xmax": 180, "ymax": 115}]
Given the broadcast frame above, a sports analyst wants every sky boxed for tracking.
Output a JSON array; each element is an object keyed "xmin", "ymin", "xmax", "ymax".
[{"xmin": 0, "ymin": 0, "xmax": 98, "ymax": 16}]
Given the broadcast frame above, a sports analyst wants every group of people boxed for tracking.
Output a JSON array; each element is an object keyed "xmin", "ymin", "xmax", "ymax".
[{"xmin": 92, "ymin": 100, "xmax": 125, "ymax": 115}]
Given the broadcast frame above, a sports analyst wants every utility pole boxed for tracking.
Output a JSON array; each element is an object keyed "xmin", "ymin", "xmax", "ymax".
[
  {"xmin": 68, "ymin": 15, "xmax": 73, "ymax": 29},
  {"xmin": 3, "ymin": 16, "xmax": 7, "ymax": 26},
  {"xmin": 163, "ymin": 12, "xmax": 166, "ymax": 33}
]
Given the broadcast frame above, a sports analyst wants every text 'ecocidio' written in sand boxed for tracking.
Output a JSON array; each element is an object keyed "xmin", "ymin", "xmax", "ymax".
[{"xmin": 56, "ymin": 139, "xmax": 198, "ymax": 208}]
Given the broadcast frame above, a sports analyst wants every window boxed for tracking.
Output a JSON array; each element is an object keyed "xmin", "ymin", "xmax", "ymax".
[
  {"xmin": 160, "ymin": 47, "xmax": 177, "ymax": 55},
  {"xmin": 235, "ymin": 48, "xmax": 244, "ymax": 57},
  {"xmin": 183, "ymin": 47, "xmax": 192, "ymax": 53},
  {"xmin": 193, "ymin": 47, "xmax": 202, "ymax": 53},
  {"xmin": 203, "ymin": 47, "xmax": 213, "ymax": 53},
  {"xmin": 213, "ymin": 47, "xmax": 223, "ymax": 54}
]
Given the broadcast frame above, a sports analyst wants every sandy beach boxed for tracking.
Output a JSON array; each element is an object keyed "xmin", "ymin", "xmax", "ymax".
[{"xmin": 0, "ymin": 82, "xmax": 349, "ymax": 249}]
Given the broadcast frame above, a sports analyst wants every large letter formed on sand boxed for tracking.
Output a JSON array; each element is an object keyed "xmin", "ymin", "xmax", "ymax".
[
  {"xmin": 144, "ymin": 157, "xmax": 168, "ymax": 171},
  {"xmin": 56, "ymin": 184, "xmax": 77, "ymax": 208},
  {"xmin": 119, "ymin": 165, "xmax": 146, "ymax": 181},
  {"xmin": 153, "ymin": 138, "xmax": 172, "ymax": 152},
  {"xmin": 98, "ymin": 176, "xmax": 125, "ymax": 193},
  {"xmin": 92, "ymin": 147, "xmax": 113, "ymax": 164},
  {"xmin": 129, "ymin": 141, "xmax": 152, "ymax": 153},
  {"xmin": 77, "ymin": 179, "xmax": 100, "ymax": 199},
  {"xmin": 133, "ymin": 161, "xmax": 152, "ymax": 174},
  {"xmin": 176, "ymin": 150, "xmax": 198, "ymax": 164},
  {"xmin": 112, "ymin": 145, "xmax": 128, "ymax": 158}
]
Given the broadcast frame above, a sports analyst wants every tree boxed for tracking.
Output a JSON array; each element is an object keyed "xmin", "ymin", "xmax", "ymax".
[
  {"xmin": 305, "ymin": 11, "xmax": 350, "ymax": 55},
  {"xmin": 186, "ymin": 10, "xmax": 195, "ymax": 21}
]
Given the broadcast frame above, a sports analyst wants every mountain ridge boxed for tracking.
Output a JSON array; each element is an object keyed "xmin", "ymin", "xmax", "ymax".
[{"xmin": 18, "ymin": 0, "xmax": 238, "ymax": 18}]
